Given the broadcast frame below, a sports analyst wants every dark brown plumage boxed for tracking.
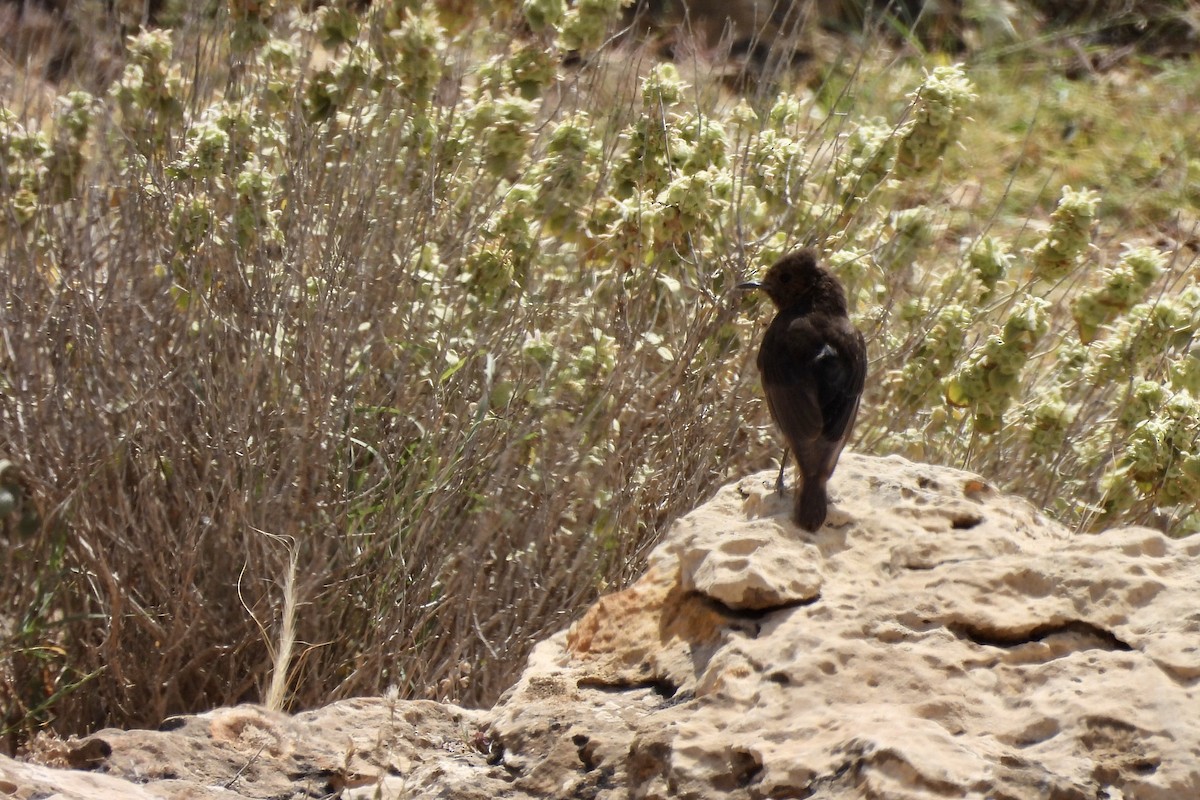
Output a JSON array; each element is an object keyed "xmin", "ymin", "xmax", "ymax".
[{"xmin": 739, "ymin": 250, "xmax": 867, "ymax": 531}]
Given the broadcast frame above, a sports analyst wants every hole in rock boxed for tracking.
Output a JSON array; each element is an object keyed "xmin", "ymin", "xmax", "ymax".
[
  {"xmin": 950, "ymin": 512, "xmax": 983, "ymax": 530},
  {"xmin": 576, "ymin": 676, "xmax": 681, "ymax": 700},
  {"xmin": 711, "ymin": 747, "xmax": 762, "ymax": 791},
  {"xmin": 695, "ymin": 590, "xmax": 820, "ymax": 620},
  {"xmin": 286, "ymin": 768, "xmax": 335, "ymax": 784},
  {"xmin": 949, "ymin": 620, "xmax": 1132, "ymax": 652},
  {"xmin": 732, "ymin": 748, "xmax": 763, "ymax": 787},
  {"xmin": 573, "ymin": 734, "xmax": 599, "ymax": 772}
]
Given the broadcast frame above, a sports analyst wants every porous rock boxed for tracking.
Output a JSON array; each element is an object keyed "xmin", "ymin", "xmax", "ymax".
[{"xmin": 4, "ymin": 453, "xmax": 1198, "ymax": 799}]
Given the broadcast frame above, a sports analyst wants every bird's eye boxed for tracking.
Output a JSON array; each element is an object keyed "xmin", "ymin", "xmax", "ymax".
[{"xmin": 780, "ymin": 273, "xmax": 792, "ymax": 283}]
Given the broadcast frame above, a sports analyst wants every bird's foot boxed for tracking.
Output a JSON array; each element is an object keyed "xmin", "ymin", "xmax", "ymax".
[{"xmin": 775, "ymin": 462, "xmax": 787, "ymax": 496}]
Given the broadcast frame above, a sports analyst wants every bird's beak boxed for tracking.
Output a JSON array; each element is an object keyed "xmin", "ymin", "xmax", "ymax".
[{"xmin": 737, "ymin": 281, "xmax": 762, "ymax": 290}]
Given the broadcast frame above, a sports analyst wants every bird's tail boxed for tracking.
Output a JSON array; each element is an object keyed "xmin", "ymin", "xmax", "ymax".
[{"xmin": 793, "ymin": 476, "xmax": 828, "ymax": 532}]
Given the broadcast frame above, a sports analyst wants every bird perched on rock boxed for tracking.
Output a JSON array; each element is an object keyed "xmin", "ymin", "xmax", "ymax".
[{"xmin": 739, "ymin": 250, "xmax": 867, "ymax": 531}]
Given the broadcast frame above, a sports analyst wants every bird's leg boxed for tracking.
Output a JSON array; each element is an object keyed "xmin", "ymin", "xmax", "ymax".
[{"xmin": 775, "ymin": 448, "xmax": 789, "ymax": 496}]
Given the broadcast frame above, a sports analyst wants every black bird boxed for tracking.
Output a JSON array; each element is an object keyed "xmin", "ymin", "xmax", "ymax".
[{"xmin": 739, "ymin": 250, "xmax": 867, "ymax": 531}]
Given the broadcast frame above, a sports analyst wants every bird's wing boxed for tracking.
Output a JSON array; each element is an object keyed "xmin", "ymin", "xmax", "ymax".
[
  {"xmin": 761, "ymin": 314, "xmax": 865, "ymax": 445},
  {"xmin": 815, "ymin": 325, "xmax": 867, "ymax": 443},
  {"xmin": 759, "ymin": 315, "xmax": 825, "ymax": 447}
]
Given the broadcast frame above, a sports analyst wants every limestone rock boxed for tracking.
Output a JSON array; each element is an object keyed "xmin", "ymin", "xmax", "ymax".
[
  {"xmin": 5, "ymin": 699, "xmax": 503, "ymax": 800},
  {"xmin": 5, "ymin": 453, "xmax": 1199, "ymax": 799}
]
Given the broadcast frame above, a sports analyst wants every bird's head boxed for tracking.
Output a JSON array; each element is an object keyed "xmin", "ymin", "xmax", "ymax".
[{"xmin": 738, "ymin": 249, "xmax": 847, "ymax": 313}]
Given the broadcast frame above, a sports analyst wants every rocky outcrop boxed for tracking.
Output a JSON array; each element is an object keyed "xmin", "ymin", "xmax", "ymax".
[{"xmin": 4, "ymin": 453, "xmax": 1198, "ymax": 799}]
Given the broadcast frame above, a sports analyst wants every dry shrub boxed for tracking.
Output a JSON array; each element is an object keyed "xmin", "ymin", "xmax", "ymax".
[{"xmin": 0, "ymin": 7, "xmax": 768, "ymax": 746}]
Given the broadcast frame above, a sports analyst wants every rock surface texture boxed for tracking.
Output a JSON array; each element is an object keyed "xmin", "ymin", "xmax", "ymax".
[{"xmin": 4, "ymin": 453, "xmax": 1198, "ymax": 799}]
